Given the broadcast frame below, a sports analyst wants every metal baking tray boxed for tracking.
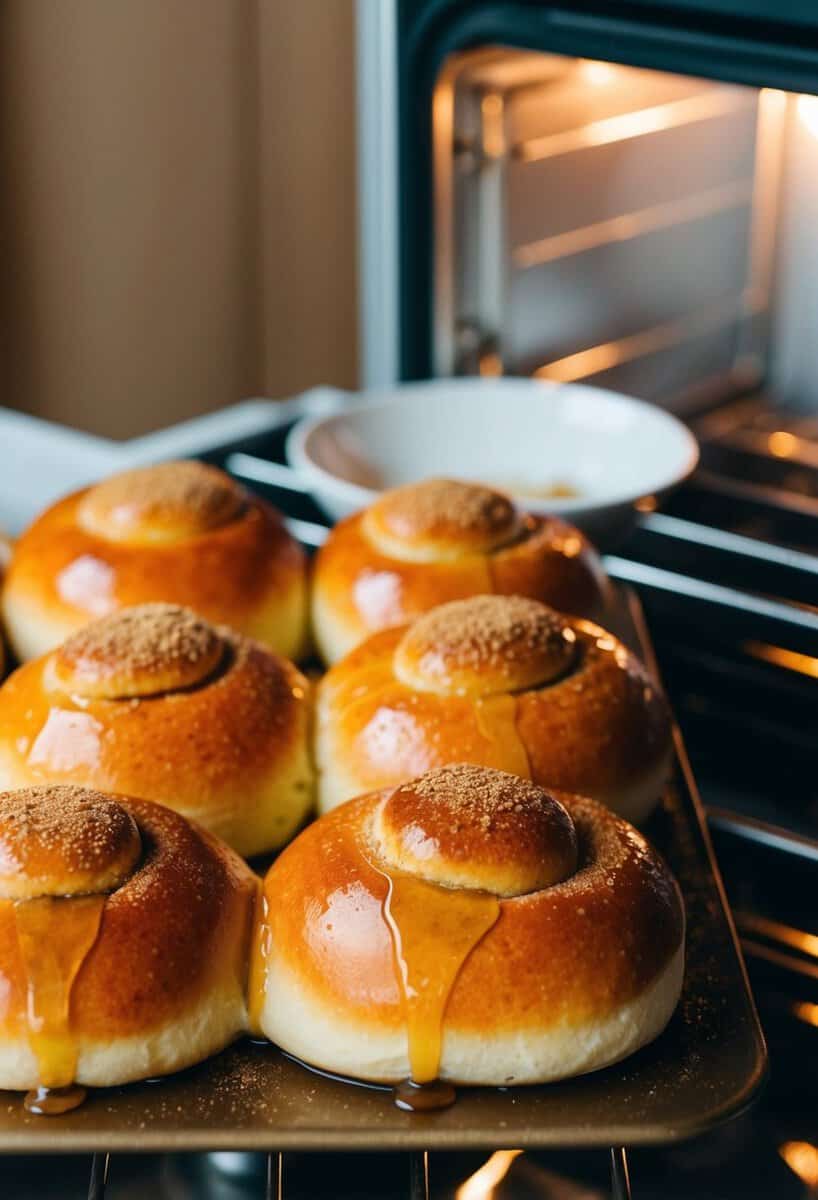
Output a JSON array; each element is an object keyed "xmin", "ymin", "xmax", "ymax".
[{"xmin": 0, "ymin": 586, "xmax": 766, "ymax": 1152}]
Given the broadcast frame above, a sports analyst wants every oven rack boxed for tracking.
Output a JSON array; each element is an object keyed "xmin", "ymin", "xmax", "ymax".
[
  {"xmin": 227, "ymin": 443, "xmax": 818, "ymax": 868},
  {"xmin": 81, "ymin": 1147, "xmax": 634, "ymax": 1200},
  {"xmin": 1, "ymin": 390, "xmax": 782, "ymax": 1196}
]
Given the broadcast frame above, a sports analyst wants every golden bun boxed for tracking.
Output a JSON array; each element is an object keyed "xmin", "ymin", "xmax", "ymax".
[
  {"xmin": 1, "ymin": 460, "xmax": 308, "ymax": 662},
  {"xmin": 0, "ymin": 785, "xmax": 257, "ymax": 1092},
  {"xmin": 311, "ymin": 478, "xmax": 610, "ymax": 663},
  {"xmin": 316, "ymin": 595, "xmax": 672, "ymax": 823},
  {"xmin": 373, "ymin": 766, "xmax": 578, "ymax": 896},
  {"xmin": 0, "ymin": 787, "xmax": 141, "ymax": 901},
  {"xmin": 254, "ymin": 765, "xmax": 685, "ymax": 1086},
  {"xmin": 0, "ymin": 604, "xmax": 313, "ymax": 856}
]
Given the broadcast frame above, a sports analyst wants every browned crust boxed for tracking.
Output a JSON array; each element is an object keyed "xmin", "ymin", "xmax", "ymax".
[
  {"xmin": 0, "ymin": 795, "xmax": 257, "ymax": 1037},
  {"xmin": 52, "ymin": 604, "xmax": 225, "ymax": 698},
  {"xmin": 0, "ymin": 632, "xmax": 309, "ymax": 809},
  {"xmin": 3, "ymin": 485, "xmax": 306, "ymax": 643},
  {"xmin": 78, "ymin": 461, "xmax": 246, "ymax": 543},
  {"xmin": 394, "ymin": 595, "xmax": 577, "ymax": 695},
  {"xmin": 376, "ymin": 765, "xmax": 578, "ymax": 894},
  {"xmin": 312, "ymin": 509, "xmax": 609, "ymax": 652},
  {"xmin": 262, "ymin": 791, "xmax": 684, "ymax": 1033},
  {"xmin": 365, "ymin": 479, "xmax": 520, "ymax": 554},
  {"xmin": 317, "ymin": 618, "xmax": 671, "ymax": 804},
  {"xmin": 0, "ymin": 786, "xmax": 141, "ymax": 899}
]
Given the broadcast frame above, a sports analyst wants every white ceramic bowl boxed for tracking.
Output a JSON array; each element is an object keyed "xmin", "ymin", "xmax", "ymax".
[{"xmin": 286, "ymin": 378, "xmax": 699, "ymax": 547}]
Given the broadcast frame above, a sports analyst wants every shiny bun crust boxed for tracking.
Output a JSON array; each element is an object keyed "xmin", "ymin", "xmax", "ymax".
[
  {"xmin": 315, "ymin": 595, "xmax": 672, "ymax": 823},
  {"xmin": 50, "ymin": 603, "xmax": 224, "ymax": 699},
  {"xmin": 255, "ymin": 767, "xmax": 685, "ymax": 1086},
  {"xmin": 0, "ymin": 786, "xmax": 141, "ymax": 900},
  {"xmin": 0, "ymin": 786, "xmax": 257, "ymax": 1090},
  {"xmin": 374, "ymin": 765, "xmax": 578, "ymax": 896},
  {"xmin": 1, "ymin": 460, "xmax": 308, "ymax": 662},
  {"xmin": 365, "ymin": 479, "xmax": 522, "ymax": 560},
  {"xmin": 395, "ymin": 594, "xmax": 578, "ymax": 696},
  {"xmin": 311, "ymin": 478, "xmax": 610, "ymax": 664},
  {"xmin": 0, "ymin": 604, "xmax": 313, "ymax": 857}
]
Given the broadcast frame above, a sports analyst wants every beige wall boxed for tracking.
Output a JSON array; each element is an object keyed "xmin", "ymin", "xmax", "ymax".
[{"xmin": 0, "ymin": 0, "xmax": 358, "ymax": 439}]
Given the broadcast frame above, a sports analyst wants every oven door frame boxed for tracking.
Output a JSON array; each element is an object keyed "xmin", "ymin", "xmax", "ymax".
[{"xmin": 357, "ymin": 0, "xmax": 818, "ymax": 385}]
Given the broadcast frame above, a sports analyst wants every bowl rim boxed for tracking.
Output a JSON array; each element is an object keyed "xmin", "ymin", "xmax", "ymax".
[{"xmin": 285, "ymin": 378, "xmax": 700, "ymax": 516}]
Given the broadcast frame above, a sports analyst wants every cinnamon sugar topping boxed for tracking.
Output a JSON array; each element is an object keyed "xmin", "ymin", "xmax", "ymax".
[
  {"xmin": 0, "ymin": 785, "xmax": 141, "ymax": 899},
  {"xmin": 379, "ymin": 479, "xmax": 514, "ymax": 535},
  {"xmin": 409, "ymin": 763, "xmax": 551, "ymax": 826},
  {"xmin": 79, "ymin": 460, "xmax": 245, "ymax": 543},
  {"xmin": 378, "ymin": 765, "xmax": 579, "ymax": 896},
  {"xmin": 394, "ymin": 595, "xmax": 577, "ymax": 696},
  {"xmin": 367, "ymin": 478, "xmax": 520, "ymax": 557},
  {"xmin": 52, "ymin": 604, "xmax": 225, "ymax": 700}
]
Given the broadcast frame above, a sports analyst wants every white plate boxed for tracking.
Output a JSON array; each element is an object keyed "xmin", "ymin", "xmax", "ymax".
[{"xmin": 285, "ymin": 378, "xmax": 699, "ymax": 546}]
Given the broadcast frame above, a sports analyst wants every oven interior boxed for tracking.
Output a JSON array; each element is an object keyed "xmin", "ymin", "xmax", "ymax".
[{"xmin": 433, "ymin": 48, "xmax": 817, "ymax": 409}]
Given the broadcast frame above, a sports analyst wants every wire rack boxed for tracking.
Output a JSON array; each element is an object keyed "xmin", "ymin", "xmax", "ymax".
[{"xmin": 83, "ymin": 1148, "xmax": 633, "ymax": 1199}]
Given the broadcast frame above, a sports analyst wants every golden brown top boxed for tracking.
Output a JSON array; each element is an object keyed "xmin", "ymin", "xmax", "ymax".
[
  {"xmin": 0, "ymin": 785, "xmax": 141, "ymax": 900},
  {"xmin": 372, "ymin": 765, "xmax": 578, "ymax": 896},
  {"xmin": 48, "ymin": 604, "xmax": 225, "ymax": 699},
  {"xmin": 394, "ymin": 594, "xmax": 577, "ymax": 696},
  {"xmin": 77, "ymin": 460, "xmax": 246, "ymax": 545},
  {"xmin": 263, "ymin": 785, "xmax": 684, "ymax": 1036},
  {"xmin": 362, "ymin": 479, "xmax": 522, "ymax": 562}
]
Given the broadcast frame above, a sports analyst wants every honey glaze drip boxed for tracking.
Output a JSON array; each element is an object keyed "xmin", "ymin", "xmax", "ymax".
[
  {"xmin": 14, "ymin": 895, "xmax": 105, "ymax": 1114},
  {"xmin": 24, "ymin": 1084, "xmax": 87, "ymax": 1115},
  {"xmin": 473, "ymin": 694, "xmax": 531, "ymax": 781},
  {"xmin": 380, "ymin": 871, "xmax": 500, "ymax": 1110}
]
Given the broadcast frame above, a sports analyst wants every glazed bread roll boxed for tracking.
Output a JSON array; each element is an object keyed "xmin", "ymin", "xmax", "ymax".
[
  {"xmin": 0, "ymin": 604, "xmax": 313, "ymax": 856},
  {"xmin": 1, "ymin": 460, "xmax": 307, "ymax": 662},
  {"xmin": 0, "ymin": 784, "xmax": 257, "ymax": 1099},
  {"xmin": 253, "ymin": 765, "xmax": 685, "ymax": 1087},
  {"xmin": 311, "ymin": 478, "xmax": 610, "ymax": 663},
  {"xmin": 316, "ymin": 594, "xmax": 672, "ymax": 824}
]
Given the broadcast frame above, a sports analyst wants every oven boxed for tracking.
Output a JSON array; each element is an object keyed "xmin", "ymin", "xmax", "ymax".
[
  {"xmin": 3, "ymin": 2, "xmax": 818, "ymax": 1197},
  {"xmin": 354, "ymin": 2, "xmax": 818, "ymax": 1196}
]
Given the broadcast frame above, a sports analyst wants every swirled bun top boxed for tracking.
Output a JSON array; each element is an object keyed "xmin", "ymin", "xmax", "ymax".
[
  {"xmin": 0, "ymin": 785, "xmax": 141, "ymax": 900},
  {"xmin": 1, "ymin": 461, "xmax": 308, "ymax": 662},
  {"xmin": 0, "ymin": 784, "xmax": 257, "ymax": 1092},
  {"xmin": 50, "ymin": 604, "xmax": 224, "ymax": 700},
  {"xmin": 364, "ymin": 479, "xmax": 522, "ymax": 561},
  {"xmin": 311, "ymin": 476, "xmax": 611, "ymax": 665},
  {"xmin": 78, "ymin": 461, "xmax": 246, "ymax": 545},
  {"xmin": 0, "ymin": 605, "xmax": 313, "ymax": 857},
  {"xmin": 394, "ymin": 594, "xmax": 577, "ymax": 696},
  {"xmin": 315, "ymin": 594, "xmax": 673, "ymax": 823},
  {"xmin": 372, "ymin": 765, "xmax": 578, "ymax": 896},
  {"xmin": 254, "ymin": 765, "xmax": 685, "ymax": 1087}
]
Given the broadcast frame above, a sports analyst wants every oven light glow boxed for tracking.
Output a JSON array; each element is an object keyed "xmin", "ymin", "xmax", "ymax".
[
  {"xmin": 739, "ymin": 911, "xmax": 818, "ymax": 958},
  {"xmin": 743, "ymin": 641, "xmax": 818, "ymax": 679},
  {"xmin": 768, "ymin": 430, "xmax": 799, "ymax": 457},
  {"xmin": 579, "ymin": 59, "xmax": 617, "ymax": 86},
  {"xmin": 515, "ymin": 89, "xmax": 751, "ymax": 163},
  {"xmin": 760, "ymin": 87, "xmax": 787, "ymax": 110},
  {"xmin": 455, "ymin": 1150, "xmax": 523, "ymax": 1200},
  {"xmin": 798, "ymin": 93, "xmax": 818, "ymax": 139},
  {"xmin": 780, "ymin": 1141, "xmax": 818, "ymax": 1188},
  {"xmin": 793, "ymin": 1001, "xmax": 818, "ymax": 1027}
]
